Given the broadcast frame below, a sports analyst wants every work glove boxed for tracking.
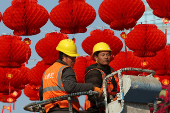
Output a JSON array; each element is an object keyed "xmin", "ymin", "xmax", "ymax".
[{"xmin": 94, "ymin": 86, "xmax": 103, "ymax": 98}]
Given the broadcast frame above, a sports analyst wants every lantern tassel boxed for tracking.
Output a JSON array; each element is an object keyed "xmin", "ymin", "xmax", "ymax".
[
  {"xmin": 10, "ymin": 104, "xmax": 11, "ymax": 113},
  {"xmin": 2, "ymin": 106, "xmax": 4, "ymax": 113},
  {"xmin": 165, "ymin": 25, "xmax": 167, "ymax": 39},
  {"xmin": 9, "ymin": 83, "xmax": 11, "ymax": 95},
  {"xmin": 166, "ymin": 89, "xmax": 168, "ymax": 100},
  {"xmin": 124, "ymin": 29, "xmax": 128, "ymax": 53},
  {"xmin": 13, "ymin": 102, "xmax": 15, "ymax": 110},
  {"xmin": 125, "ymin": 45, "xmax": 127, "ymax": 53},
  {"xmin": 26, "ymin": 51, "xmax": 28, "ymax": 64}
]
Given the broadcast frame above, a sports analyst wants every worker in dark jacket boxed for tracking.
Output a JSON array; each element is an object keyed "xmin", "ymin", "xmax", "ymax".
[
  {"xmin": 84, "ymin": 42, "xmax": 118, "ymax": 113},
  {"xmin": 39, "ymin": 39, "xmax": 103, "ymax": 113}
]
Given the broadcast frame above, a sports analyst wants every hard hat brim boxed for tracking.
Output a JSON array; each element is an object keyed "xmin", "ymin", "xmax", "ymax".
[
  {"xmin": 66, "ymin": 53, "xmax": 79, "ymax": 57},
  {"xmin": 92, "ymin": 50, "xmax": 112, "ymax": 56}
]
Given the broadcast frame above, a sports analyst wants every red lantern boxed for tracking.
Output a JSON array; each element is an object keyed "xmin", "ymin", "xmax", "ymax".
[
  {"xmin": 0, "ymin": 35, "xmax": 31, "ymax": 67},
  {"xmin": 35, "ymin": 32, "xmax": 68, "ymax": 65},
  {"xmin": 82, "ymin": 29, "xmax": 123, "ymax": 56},
  {"xmin": 146, "ymin": 45, "xmax": 170, "ymax": 75},
  {"xmin": 109, "ymin": 51, "xmax": 145, "ymax": 75},
  {"xmin": 73, "ymin": 56, "xmax": 87, "ymax": 83},
  {"xmin": 125, "ymin": 24, "xmax": 166, "ymax": 57},
  {"xmin": 24, "ymin": 84, "xmax": 39, "ymax": 101},
  {"xmin": 50, "ymin": 0, "xmax": 96, "ymax": 34},
  {"xmin": 146, "ymin": 0, "xmax": 170, "ymax": 19},
  {"xmin": 0, "ymin": 95, "xmax": 16, "ymax": 103},
  {"xmin": 28, "ymin": 60, "xmax": 51, "ymax": 86},
  {"xmin": 85, "ymin": 55, "xmax": 96, "ymax": 67},
  {"xmin": 0, "ymin": 85, "xmax": 15, "ymax": 94},
  {"xmin": 19, "ymin": 64, "xmax": 30, "ymax": 86},
  {"xmin": 0, "ymin": 67, "xmax": 23, "ymax": 89},
  {"xmin": 98, "ymin": 0, "xmax": 145, "ymax": 30},
  {"xmin": 3, "ymin": 0, "xmax": 49, "ymax": 36}
]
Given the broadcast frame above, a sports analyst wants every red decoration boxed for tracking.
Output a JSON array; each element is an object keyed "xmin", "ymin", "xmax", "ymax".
[
  {"xmin": 146, "ymin": 0, "xmax": 170, "ymax": 19},
  {"xmin": 85, "ymin": 55, "xmax": 96, "ymax": 67},
  {"xmin": 23, "ymin": 38, "xmax": 31, "ymax": 64},
  {"xmin": 0, "ymin": 12, "xmax": 2, "ymax": 22},
  {"xmin": 73, "ymin": 56, "xmax": 87, "ymax": 83},
  {"xmin": 154, "ymin": 75, "xmax": 170, "ymax": 86},
  {"xmin": 35, "ymin": 32, "xmax": 68, "ymax": 65},
  {"xmin": 50, "ymin": 0, "xmax": 96, "ymax": 34},
  {"xmin": 141, "ymin": 60, "xmax": 148, "ymax": 68},
  {"xmin": 7, "ymin": 98, "xmax": 13, "ymax": 103},
  {"xmin": 19, "ymin": 64, "xmax": 30, "ymax": 87},
  {"xmin": 162, "ymin": 18, "xmax": 170, "ymax": 24},
  {"xmin": 82, "ymin": 29, "xmax": 123, "ymax": 56},
  {"xmin": 0, "ymin": 35, "xmax": 31, "ymax": 67},
  {"xmin": 72, "ymin": 38, "xmax": 76, "ymax": 43},
  {"xmin": 0, "ymin": 95, "xmax": 16, "ymax": 103},
  {"xmin": 3, "ymin": 0, "xmax": 49, "ymax": 36},
  {"xmin": 0, "ymin": 85, "xmax": 15, "ymax": 94},
  {"xmin": 120, "ymin": 32, "xmax": 127, "ymax": 39},
  {"xmin": 24, "ymin": 84, "xmax": 39, "ymax": 101},
  {"xmin": 125, "ymin": 24, "xmax": 166, "ymax": 57},
  {"xmin": 23, "ymin": 38, "xmax": 31, "ymax": 45},
  {"xmin": 73, "ymin": 55, "xmax": 97, "ymax": 83},
  {"xmin": 98, "ymin": 0, "xmax": 145, "ymax": 30},
  {"xmin": 146, "ymin": 45, "xmax": 170, "ymax": 75},
  {"xmin": 7, "ymin": 106, "xmax": 10, "ymax": 110},
  {"xmin": 162, "ymin": 79, "xmax": 169, "ymax": 86},
  {"xmin": 28, "ymin": 60, "xmax": 50, "ymax": 86},
  {"xmin": 0, "ymin": 67, "xmax": 23, "ymax": 89},
  {"xmin": 11, "ymin": 91, "xmax": 18, "ymax": 97},
  {"xmin": 109, "ymin": 51, "xmax": 145, "ymax": 75},
  {"xmin": 2, "ymin": 106, "xmax": 5, "ymax": 113},
  {"xmin": 13, "ymin": 102, "xmax": 15, "ymax": 110},
  {"xmin": 6, "ymin": 73, "xmax": 13, "ymax": 79},
  {"xmin": 31, "ymin": 85, "xmax": 40, "ymax": 91}
]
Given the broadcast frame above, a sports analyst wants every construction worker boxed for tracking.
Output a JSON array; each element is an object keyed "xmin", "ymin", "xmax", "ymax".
[
  {"xmin": 84, "ymin": 42, "xmax": 118, "ymax": 113},
  {"xmin": 39, "ymin": 39, "xmax": 103, "ymax": 113}
]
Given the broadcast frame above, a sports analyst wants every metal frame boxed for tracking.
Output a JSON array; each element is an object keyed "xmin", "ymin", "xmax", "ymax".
[
  {"xmin": 23, "ymin": 90, "xmax": 99, "ymax": 113},
  {"xmin": 102, "ymin": 68, "xmax": 155, "ymax": 113}
]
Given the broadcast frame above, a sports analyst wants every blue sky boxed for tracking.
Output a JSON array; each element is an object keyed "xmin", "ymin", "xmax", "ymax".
[{"xmin": 0, "ymin": 0, "xmax": 123, "ymax": 113}]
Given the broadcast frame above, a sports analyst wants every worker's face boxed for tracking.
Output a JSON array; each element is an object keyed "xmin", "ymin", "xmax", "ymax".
[
  {"xmin": 63, "ymin": 55, "xmax": 76, "ymax": 68},
  {"xmin": 94, "ymin": 51, "xmax": 111, "ymax": 66}
]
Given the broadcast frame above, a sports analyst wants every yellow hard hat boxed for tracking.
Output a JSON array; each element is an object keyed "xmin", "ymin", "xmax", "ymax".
[
  {"xmin": 92, "ymin": 42, "xmax": 112, "ymax": 55},
  {"xmin": 56, "ymin": 39, "xmax": 79, "ymax": 57}
]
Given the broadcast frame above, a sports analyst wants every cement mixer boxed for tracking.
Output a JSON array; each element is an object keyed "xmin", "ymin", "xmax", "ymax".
[{"xmin": 23, "ymin": 68, "xmax": 162, "ymax": 113}]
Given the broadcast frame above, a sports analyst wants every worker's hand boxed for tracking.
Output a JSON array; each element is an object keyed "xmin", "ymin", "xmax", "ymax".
[{"xmin": 94, "ymin": 86, "xmax": 103, "ymax": 98}]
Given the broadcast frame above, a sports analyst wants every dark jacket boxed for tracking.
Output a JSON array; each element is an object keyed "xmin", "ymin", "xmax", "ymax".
[
  {"xmin": 39, "ymin": 60, "xmax": 94, "ymax": 112},
  {"xmin": 85, "ymin": 63, "xmax": 117, "ymax": 104}
]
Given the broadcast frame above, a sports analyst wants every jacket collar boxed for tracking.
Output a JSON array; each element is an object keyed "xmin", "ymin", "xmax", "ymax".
[{"xmin": 56, "ymin": 59, "xmax": 68, "ymax": 66}]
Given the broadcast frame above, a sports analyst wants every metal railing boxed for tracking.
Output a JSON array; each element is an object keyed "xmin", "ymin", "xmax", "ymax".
[{"xmin": 23, "ymin": 90, "xmax": 99, "ymax": 113}]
